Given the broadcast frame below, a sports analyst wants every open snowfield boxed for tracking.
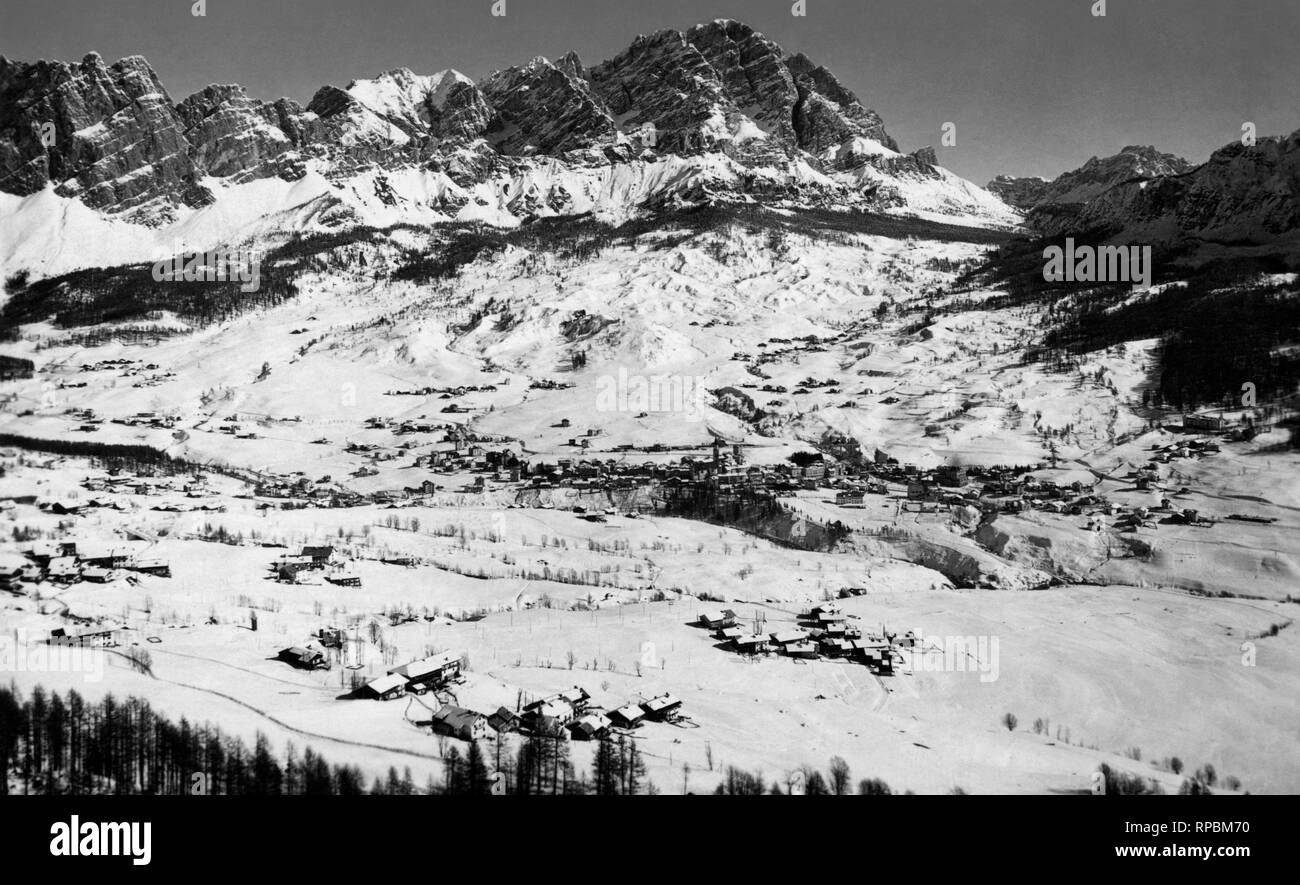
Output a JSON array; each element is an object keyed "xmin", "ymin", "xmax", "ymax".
[
  {"xmin": 2, "ymin": 451, "xmax": 1298, "ymax": 793},
  {"xmin": 3, "ymin": 219, "xmax": 1298, "ymax": 794}
]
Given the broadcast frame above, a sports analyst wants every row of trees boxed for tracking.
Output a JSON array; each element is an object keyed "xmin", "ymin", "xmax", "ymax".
[
  {"xmin": 1, "ymin": 685, "xmax": 657, "ymax": 796},
  {"xmin": 437, "ymin": 729, "xmax": 650, "ymax": 796},
  {"xmin": 0, "ymin": 685, "xmax": 365, "ymax": 795},
  {"xmin": 713, "ymin": 755, "xmax": 899, "ymax": 795}
]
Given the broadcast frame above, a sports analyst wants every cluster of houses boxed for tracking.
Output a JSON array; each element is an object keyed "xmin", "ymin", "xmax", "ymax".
[
  {"xmin": 1148, "ymin": 437, "xmax": 1220, "ymax": 465},
  {"xmin": 424, "ymin": 687, "xmax": 685, "ymax": 744},
  {"xmin": 698, "ymin": 605, "xmax": 903, "ymax": 675},
  {"xmin": 2, "ymin": 540, "xmax": 171, "ymax": 592},
  {"xmin": 109, "ymin": 411, "xmax": 179, "ymax": 430},
  {"xmin": 271, "ymin": 545, "xmax": 361, "ymax": 586}
]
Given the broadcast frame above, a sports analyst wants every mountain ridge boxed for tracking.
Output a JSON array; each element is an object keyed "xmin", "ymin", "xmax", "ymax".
[{"xmin": 0, "ymin": 18, "xmax": 1018, "ymax": 252}]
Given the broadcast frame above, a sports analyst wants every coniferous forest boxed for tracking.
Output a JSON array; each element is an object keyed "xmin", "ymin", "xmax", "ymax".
[{"xmin": 0, "ymin": 685, "xmax": 656, "ymax": 796}]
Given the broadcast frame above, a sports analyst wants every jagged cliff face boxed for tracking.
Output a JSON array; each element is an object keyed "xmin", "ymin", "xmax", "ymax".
[
  {"xmin": 993, "ymin": 139, "xmax": 1300, "ymax": 243},
  {"xmin": 0, "ymin": 18, "xmax": 1017, "ymax": 244},
  {"xmin": 0, "ymin": 52, "xmax": 210, "ymax": 218}
]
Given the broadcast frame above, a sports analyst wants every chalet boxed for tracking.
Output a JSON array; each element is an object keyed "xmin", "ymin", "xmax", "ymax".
[
  {"xmin": 835, "ymin": 490, "xmax": 866, "ymax": 507},
  {"xmin": 388, "ymin": 652, "xmax": 461, "ymax": 691},
  {"xmin": 47, "ymin": 557, "xmax": 80, "ymax": 583},
  {"xmin": 277, "ymin": 646, "xmax": 329, "ymax": 670},
  {"xmin": 126, "ymin": 556, "xmax": 170, "ymax": 577},
  {"xmin": 325, "ymin": 573, "xmax": 362, "ymax": 588},
  {"xmin": 522, "ymin": 698, "xmax": 576, "ymax": 726},
  {"xmin": 860, "ymin": 647, "xmax": 894, "ymax": 674},
  {"xmin": 28, "ymin": 541, "xmax": 76, "ymax": 565},
  {"xmin": 301, "ymin": 546, "xmax": 336, "ymax": 566},
  {"xmin": 567, "ymin": 712, "xmax": 612, "ymax": 741},
  {"xmin": 640, "ymin": 693, "xmax": 683, "ymax": 722},
  {"xmin": 558, "ymin": 687, "xmax": 591, "ymax": 712},
  {"xmin": 733, "ymin": 634, "xmax": 770, "ymax": 655},
  {"xmin": 359, "ymin": 674, "xmax": 408, "ymax": 701},
  {"xmin": 430, "ymin": 706, "xmax": 490, "ymax": 742},
  {"xmin": 818, "ymin": 637, "xmax": 854, "ymax": 658},
  {"xmin": 487, "ymin": 707, "xmax": 521, "ymax": 734},
  {"xmin": 769, "ymin": 629, "xmax": 810, "ymax": 648},
  {"xmin": 698, "ymin": 608, "xmax": 738, "ymax": 629},
  {"xmin": 608, "ymin": 703, "xmax": 646, "ymax": 729},
  {"xmin": 0, "ymin": 555, "xmax": 26, "ymax": 593},
  {"xmin": 783, "ymin": 640, "xmax": 819, "ymax": 659},
  {"xmin": 80, "ymin": 547, "xmax": 131, "ymax": 569},
  {"xmin": 717, "ymin": 626, "xmax": 745, "ymax": 642},
  {"xmin": 80, "ymin": 567, "xmax": 113, "ymax": 584}
]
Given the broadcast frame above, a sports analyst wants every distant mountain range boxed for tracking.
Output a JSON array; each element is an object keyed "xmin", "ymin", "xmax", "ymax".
[
  {"xmin": 990, "ymin": 138, "xmax": 1300, "ymax": 247},
  {"xmin": 2, "ymin": 17, "xmax": 1296, "ymax": 283}
]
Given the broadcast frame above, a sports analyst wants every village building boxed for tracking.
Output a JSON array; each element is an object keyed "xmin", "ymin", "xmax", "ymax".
[
  {"xmin": 769, "ymin": 629, "xmax": 810, "ymax": 648},
  {"xmin": 388, "ymin": 652, "xmax": 461, "ymax": 692},
  {"xmin": 430, "ymin": 706, "xmax": 490, "ymax": 742},
  {"xmin": 698, "ymin": 608, "xmax": 738, "ymax": 629},
  {"xmin": 608, "ymin": 703, "xmax": 646, "ymax": 729},
  {"xmin": 567, "ymin": 712, "xmax": 613, "ymax": 741},
  {"xmin": 359, "ymin": 673, "xmax": 408, "ymax": 701},
  {"xmin": 277, "ymin": 646, "xmax": 329, "ymax": 670},
  {"xmin": 558, "ymin": 687, "xmax": 591, "ymax": 712},
  {"xmin": 522, "ymin": 697, "xmax": 576, "ymax": 727},
  {"xmin": 640, "ymin": 693, "xmax": 683, "ymax": 722},
  {"xmin": 46, "ymin": 557, "xmax": 80, "ymax": 583},
  {"xmin": 487, "ymin": 707, "xmax": 521, "ymax": 734}
]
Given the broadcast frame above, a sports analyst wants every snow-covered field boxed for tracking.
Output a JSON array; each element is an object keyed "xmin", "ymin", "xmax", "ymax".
[{"xmin": 3, "ymin": 217, "xmax": 1298, "ymax": 793}]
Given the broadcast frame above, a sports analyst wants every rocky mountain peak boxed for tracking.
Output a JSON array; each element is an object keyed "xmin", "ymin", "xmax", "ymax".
[{"xmin": 0, "ymin": 20, "xmax": 1010, "ymax": 228}]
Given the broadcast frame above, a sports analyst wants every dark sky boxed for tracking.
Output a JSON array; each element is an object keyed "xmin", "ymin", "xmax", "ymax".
[{"xmin": 2, "ymin": 0, "xmax": 1296, "ymax": 184}]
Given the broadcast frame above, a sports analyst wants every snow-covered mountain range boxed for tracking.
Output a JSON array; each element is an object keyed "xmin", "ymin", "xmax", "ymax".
[
  {"xmin": 0, "ymin": 19, "xmax": 1019, "ymax": 279},
  {"xmin": 990, "ymin": 137, "xmax": 1300, "ymax": 246}
]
